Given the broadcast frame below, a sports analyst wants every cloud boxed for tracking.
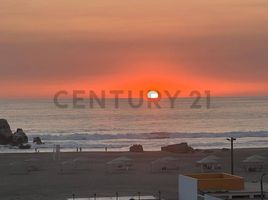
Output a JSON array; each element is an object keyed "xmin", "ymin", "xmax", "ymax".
[
  {"xmin": 0, "ymin": 32, "xmax": 267, "ymax": 84},
  {"xmin": 0, "ymin": 0, "xmax": 268, "ymax": 97}
]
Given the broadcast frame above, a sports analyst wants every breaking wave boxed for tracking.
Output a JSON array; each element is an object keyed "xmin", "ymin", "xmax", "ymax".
[{"xmin": 29, "ymin": 131, "xmax": 268, "ymax": 141}]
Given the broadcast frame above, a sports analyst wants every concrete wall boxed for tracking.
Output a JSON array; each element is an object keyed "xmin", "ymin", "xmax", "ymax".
[
  {"xmin": 204, "ymin": 194, "xmax": 221, "ymax": 200},
  {"xmin": 178, "ymin": 175, "xmax": 198, "ymax": 200}
]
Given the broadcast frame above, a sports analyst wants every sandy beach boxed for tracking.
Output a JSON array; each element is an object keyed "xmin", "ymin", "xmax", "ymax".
[
  {"xmin": 0, "ymin": 148, "xmax": 268, "ymax": 200},
  {"xmin": 1, "ymin": 0, "xmax": 267, "ymax": 199}
]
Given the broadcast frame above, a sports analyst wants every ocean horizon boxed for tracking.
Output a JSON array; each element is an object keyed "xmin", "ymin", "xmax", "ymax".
[{"xmin": 1, "ymin": 96, "xmax": 267, "ymax": 152}]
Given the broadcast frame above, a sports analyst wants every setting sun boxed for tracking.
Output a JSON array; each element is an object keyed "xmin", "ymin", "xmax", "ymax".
[{"xmin": 147, "ymin": 90, "xmax": 159, "ymax": 99}]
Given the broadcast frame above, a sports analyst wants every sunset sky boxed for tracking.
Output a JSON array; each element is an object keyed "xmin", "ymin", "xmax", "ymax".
[{"xmin": 0, "ymin": 0, "xmax": 268, "ymax": 98}]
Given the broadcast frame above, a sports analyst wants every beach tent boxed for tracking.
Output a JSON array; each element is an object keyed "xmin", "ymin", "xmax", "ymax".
[
  {"xmin": 245, "ymin": 155, "xmax": 266, "ymax": 161},
  {"xmin": 243, "ymin": 155, "xmax": 266, "ymax": 172},
  {"xmin": 197, "ymin": 155, "xmax": 221, "ymax": 172},
  {"xmin": 9, "ymin": 161, "xmax": 29, "ymax": 175},
  {"xmin": 106, "ymin": 156, "xmax": 133, "ymax": 171},
  {"xmin": 59, "ymin": 160, "xmax": 75, "ymax": 174},
  {"xmin": 73, "ymin": 157, "xmax": 90, "ymax": 170},
  {"xmin": 151, "ymin": 156, "xmax": 180, "ymax": 172}
]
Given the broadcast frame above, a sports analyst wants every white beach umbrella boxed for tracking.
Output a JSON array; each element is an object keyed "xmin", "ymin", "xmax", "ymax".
[
  {"xmin": 197, "ymin": 155, "xmax": 220, "ymax": 164},
  {"xmin": 151, "ymin": 156, "xmax": 180, "ymax": 172},
  {"xmin": 197, "ymin": 155, "xmax": 221, "ymax": 172},
  {"xmin": 243, "ymin": 155, "xmax": 266, "ymax": 163},
  {"xmin": 243, "ymin": 155, "xmax": 266, "ymax": 172},
  {"xmin": 73, "ymin": 157, "xmax": 90, "ymax": 170},
  {"xmin": 107, "ymin": 156, "xmax": 133, "ymax": 165},
  {"xmin": 73, "ymin": 157, "xmax": 89, "ymax": 163},
  {"xmin": 61, "ymin": 160, "xmax": 74, "ymax": 165},
  {"xmin": 106, "ymin": 156, "xmax": 133, "ymax": 172}
]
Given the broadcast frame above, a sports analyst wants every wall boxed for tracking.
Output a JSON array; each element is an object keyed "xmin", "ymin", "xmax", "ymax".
[
  {"xmin": 178, "ymin": 175, "xmax": 198, "ymax": 200},
  {"xmin": 204, "ymin": 194, "xmax": 221, "ymax": 200}
]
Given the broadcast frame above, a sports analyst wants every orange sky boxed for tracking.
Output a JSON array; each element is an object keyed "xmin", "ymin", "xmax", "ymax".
[{"xmin": 0, "ymin": 0, "xmax": 268, "ymax": 98}]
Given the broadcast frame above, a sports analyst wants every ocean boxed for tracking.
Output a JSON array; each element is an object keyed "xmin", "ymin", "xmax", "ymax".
[{"xmin": 0, "ymin": 96, "xmax": 268, "ymax": 152}]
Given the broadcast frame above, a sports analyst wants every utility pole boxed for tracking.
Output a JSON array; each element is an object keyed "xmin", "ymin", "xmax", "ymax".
[
  {"xmin": 261, "ymin": 173, "xmax": 266, "ymax": 200},
  {"xmin": 227, "ymin": 137, "xmax": 236, "ymax": 175},
  {"xmin": 158, "ymin": 191, "xmax": 162, "ymax": 200},
  {"xmin": 116, "ymin": 192, "xmax": 119, "ymax": 200}
]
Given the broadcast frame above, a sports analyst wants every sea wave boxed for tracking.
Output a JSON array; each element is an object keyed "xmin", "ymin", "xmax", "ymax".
[{"xmin": 28, "ymin": 131, "xmax": 268, "ymax": 141}]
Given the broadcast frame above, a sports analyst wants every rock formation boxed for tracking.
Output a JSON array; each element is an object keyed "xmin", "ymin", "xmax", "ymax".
[
  {"xmin": 0, "ymin": 119, "xmax": 13, "ymax": 144},
  {"xmin": 12, "ymin": 128, "xmax": 28, "ymax": 145},
  {"xmin": 161, "ymin": 143, "xmax": 194, "ymax": 153},
  {"xmin": 0, "ymin": 119, "xmax": 29, "ymax": 146},
  {"xmin": 129, "ymin": 144, "xmax": 144, "ymax": 152},
  {"xmin": 33, "ymin": 137, "xmax": 44, "ymax": 144}
]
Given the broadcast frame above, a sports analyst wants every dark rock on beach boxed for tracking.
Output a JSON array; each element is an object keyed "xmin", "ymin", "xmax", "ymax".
[
  {"xmin": 161, "ymin": 143, "xmax": 194, "ymax": 153},
  {"xmin": 0, "ymin": 119, "xmax": 13, "ymax": 145},
  {"xmin": 12, "ymin": 128, "xmax": 28, "ymax": 145},
  {"xmin": 129, "ymin": 144, "xmax": 144, "ymax": 152},
  {"xmin": 0, "ymin": 119, "xmax": 29, "ymax": 147},
  {"xmin": 33, "ymin": 136, "xmax": 44, "ymax": 144},
  {"xmin": 18, "ymin": 143, "xmax": 31, "ymax": 149}
]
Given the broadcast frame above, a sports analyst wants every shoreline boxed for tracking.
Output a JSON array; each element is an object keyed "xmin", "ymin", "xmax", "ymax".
[{"xmin": 1, "ymin": 146, "xmax": 268, "ymax": 154}]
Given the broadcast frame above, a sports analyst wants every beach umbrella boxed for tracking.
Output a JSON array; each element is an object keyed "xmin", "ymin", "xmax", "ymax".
[
  {"xmin": 73, "ymin": 156, "xmax": 89, "ymax": 163},
  {"xmin": 73, "ymin": 157, "xmax": 90, "ymax": 170},
  {"xmin": 243, "ymin": 155, "xmax": 266, "ymax": 163},
  {"xmin": 243, "ymin": 155, "xmax": 265, "ymax": 172},
  {"xmin": 61, "ymin": 160, "xmax": 74, "ymax": 166},
  {"xmin": 151, "ymin": 156, "xmax": 180, "ymax": 172},
  {"xmin": 107, "ymin": 156, "xmax": 133, "ymax": 165},
  {"xmin": 197, "ymin": 155, "xmax": 221, "ymax": 172},
  {"xmin": 243, "ymin": 155, "xmax": 266, "ymax": 162},
  {"xmin": 107, "ymin": 156, "xmax": 133, "ymax": 171},
  {"xmin": 197, "ymin": 155, "xmax": 220, "ymax": 164}
]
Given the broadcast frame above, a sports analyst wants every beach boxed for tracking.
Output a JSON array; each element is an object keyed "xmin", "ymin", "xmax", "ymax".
[
  {"xmin": 1, "ymin": 148, "xmax": 268, "ymax": 200},
  {"xmin": 1, "ymin": 0, "xmax": 268, "ymax": 199}
]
